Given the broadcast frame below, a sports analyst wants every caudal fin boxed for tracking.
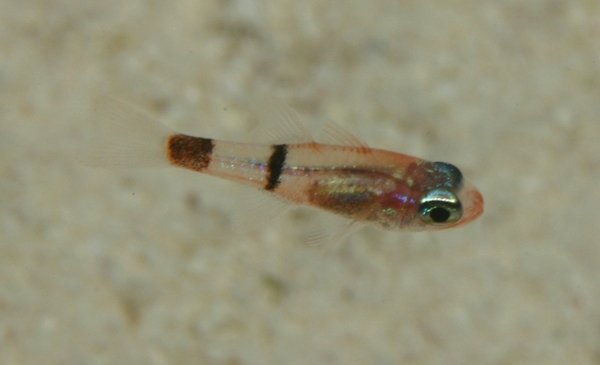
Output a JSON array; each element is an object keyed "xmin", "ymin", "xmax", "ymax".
[{"xmin": 76, "ymin": 97, "xmax": 175, "ymax": 169}]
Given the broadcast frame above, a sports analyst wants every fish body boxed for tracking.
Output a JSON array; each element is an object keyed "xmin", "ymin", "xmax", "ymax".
[{"xmin": 79, "ymin": 98, "xmax": 483, "ymax": 237}]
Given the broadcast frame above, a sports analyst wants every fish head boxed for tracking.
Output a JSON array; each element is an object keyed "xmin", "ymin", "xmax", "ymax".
[
  {"xmin": 379, "ymin": 161, "xmax": 483, "ymax": 231},
  {"xmin": 411, "ymin": 161, "xmax": 484, "ymax": 230}
]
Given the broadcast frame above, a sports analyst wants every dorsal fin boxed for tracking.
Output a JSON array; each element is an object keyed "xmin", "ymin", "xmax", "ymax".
[
  {"xmin": 246, "ymin": 97, "xmax": 314, "ymax": 144},
  {"xmin": 318, "ymin": 118, "xmax": 369, "ymax": 147}
]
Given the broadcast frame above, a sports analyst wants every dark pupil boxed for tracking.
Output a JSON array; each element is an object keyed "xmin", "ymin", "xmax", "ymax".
[{"xmin": 429, "ymin": 207, "xmax": 450, "ymax": 223}]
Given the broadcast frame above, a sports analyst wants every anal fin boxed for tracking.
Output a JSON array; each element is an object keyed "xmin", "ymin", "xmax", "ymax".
[{"xmin": 229, "ymin": 185, "xmax": 293, "ymax": 235}]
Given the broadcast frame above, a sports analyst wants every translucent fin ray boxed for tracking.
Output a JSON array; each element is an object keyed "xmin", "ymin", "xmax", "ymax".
[
  {"xmin": 247, "ymin": 97, "xmax": 314, "ymax": 144},
  {"xmin": 303, "ymin": 213, "xmax": 364, "ymax": 247},
  {"xmin": 230, "ymin": 186, "xmax": 293, "ymax": 235},
  {"xmin": 76, "ymin": 96, "xmax": 175, "ymax": 169},
  {"xmin": 318, "ymin": 118, "xmax": 369, "ymax": 147}
]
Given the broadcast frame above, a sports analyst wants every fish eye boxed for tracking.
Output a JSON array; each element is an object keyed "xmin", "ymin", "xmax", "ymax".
[
  {"xmin": 432, "ymin": 161, "xmax": 463, "ymax": 188},
  {"xmin": 418, "ymin": 189, "xmax": 463, "ymax": 224}
]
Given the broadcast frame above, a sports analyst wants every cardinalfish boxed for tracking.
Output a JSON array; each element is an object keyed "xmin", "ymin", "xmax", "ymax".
[{"xmin": 79, "ymin": 97, "xmax": 483, "ymax": 243}]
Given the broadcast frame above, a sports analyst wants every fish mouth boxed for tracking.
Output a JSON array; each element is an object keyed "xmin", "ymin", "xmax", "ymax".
[{"xmin": 448, "ymin": 181, "xmax": 484, "ymax": 228}]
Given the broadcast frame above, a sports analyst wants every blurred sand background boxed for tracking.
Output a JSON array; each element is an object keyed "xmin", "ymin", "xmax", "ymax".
[{"xmin": 1, "ymin": 0, "xmax": 600, "ymax": 364}]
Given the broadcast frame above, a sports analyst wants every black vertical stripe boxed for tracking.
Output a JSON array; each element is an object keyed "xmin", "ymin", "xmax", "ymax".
[{"xmin": 265, "ymin": 144, "xmax": 288, "ymax": 191}]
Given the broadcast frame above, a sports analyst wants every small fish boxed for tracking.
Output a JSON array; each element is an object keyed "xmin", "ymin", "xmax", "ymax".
[{"xmin": 79, "ymin": 97, "xmax": 483, "ymax": 242}]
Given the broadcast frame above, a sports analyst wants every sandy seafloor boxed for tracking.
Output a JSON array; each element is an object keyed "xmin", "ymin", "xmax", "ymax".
[{"xmin": 1, "ymin": 0, "xmax": 600, "ymax": 364}]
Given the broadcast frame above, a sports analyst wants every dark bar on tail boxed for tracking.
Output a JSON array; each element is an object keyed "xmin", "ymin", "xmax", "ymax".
[
  {"xmin": 167, "ymin": 134, "xmax": 214, "ymax": 172},
  {"xmin": 265, "ymin": 144, "xmax": 288, "ymax": 191}
]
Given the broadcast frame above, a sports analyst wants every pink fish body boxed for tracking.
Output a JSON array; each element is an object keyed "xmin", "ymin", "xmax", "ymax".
[{"xmin": 79, "ymin": 98, "xmax": 483, "ymax": 239}]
